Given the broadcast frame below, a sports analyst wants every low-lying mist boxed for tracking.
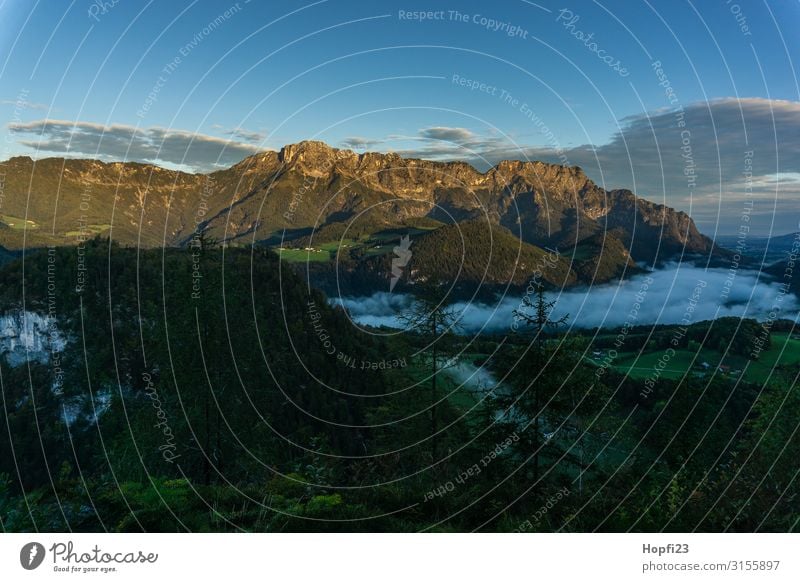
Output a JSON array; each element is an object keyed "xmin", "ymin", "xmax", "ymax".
[{"xmin": 332, "ymin": 264, "xmax": 799, "ymax": 333}]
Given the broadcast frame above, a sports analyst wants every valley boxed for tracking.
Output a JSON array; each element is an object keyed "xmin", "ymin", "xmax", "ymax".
[{"xmin": 0, "ymin": 144, "xmax": 797, "ymax": 534}]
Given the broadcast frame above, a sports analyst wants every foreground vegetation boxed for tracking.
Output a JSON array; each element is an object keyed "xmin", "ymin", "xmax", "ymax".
[{"xmin": 0, "ymin": 241, "xmax": 797, "ymax": 532}]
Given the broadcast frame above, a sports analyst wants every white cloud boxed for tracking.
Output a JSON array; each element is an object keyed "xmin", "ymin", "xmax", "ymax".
[
  {"xmin": 8, "ymin": 118, "xmax": 264, "ymax": 172},
  {"xmin": 221, "ymin": 127, "xmax": 265, "ymax": 143},
  {"xmin": 339, "ymin": 265, "xmax": 799, "ymax": 332},
  {"xmin": 340, "ymin": 136, "xmax": 383, "ymax": 150},
  {"xmin": 1, "ymin": 99, "xmax": 49, "ymax": 111},
  {"xmin": 419, "ymin": 126, "xmax": 476, "ymax": 143}
]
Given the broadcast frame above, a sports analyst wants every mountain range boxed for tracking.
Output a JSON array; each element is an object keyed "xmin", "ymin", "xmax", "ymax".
[{"xmin": 0, "ymin": 140, "xmax": 722, "ymax": 291}]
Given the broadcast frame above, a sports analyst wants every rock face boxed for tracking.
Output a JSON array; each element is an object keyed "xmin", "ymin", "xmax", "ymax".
[
  {"xmin": 0, "ymin": 310, "xmax": 65, "ymax": 367},
  {"xmin": 0, "ymin": 141, "xmax": 715, "ymax": 262}
]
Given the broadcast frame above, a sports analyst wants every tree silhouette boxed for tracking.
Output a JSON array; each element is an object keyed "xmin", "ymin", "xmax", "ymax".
[
  {"xmin": 508, "ymin": 283, "xmax": 568, "ymax": 489},
  {"xmin": 398, "ymin": 280, "xmax": 460, "ymax": 458}
]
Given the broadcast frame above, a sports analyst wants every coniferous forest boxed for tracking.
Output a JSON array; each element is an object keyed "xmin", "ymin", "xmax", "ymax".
[{"xmin": 1, "ymin": 240, "xmax": 796, "ymax": 532}]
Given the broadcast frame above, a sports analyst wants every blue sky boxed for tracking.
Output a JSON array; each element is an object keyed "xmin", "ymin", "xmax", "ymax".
[{"xmin": 1, "ymin": 0, "xmax": 799, "ymax": 234}]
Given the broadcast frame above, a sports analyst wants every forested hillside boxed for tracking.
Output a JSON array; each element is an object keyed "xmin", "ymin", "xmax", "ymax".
[{"xmin": 0, "ymin": 241, "xmax": 797, "ymax": 532}]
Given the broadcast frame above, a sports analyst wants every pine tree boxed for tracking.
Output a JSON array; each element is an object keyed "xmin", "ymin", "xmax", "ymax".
[
  {"xmin": 507, "ymin": 284, "xmax": 568, "ymax": 488},
  {"xmin": 398, "ymin": 281, "xmax": 460, "ymax": 458}
]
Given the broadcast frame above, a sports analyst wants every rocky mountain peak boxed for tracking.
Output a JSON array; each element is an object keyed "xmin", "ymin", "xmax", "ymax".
[{"xmin": 278, "ymin": 140, "xmax": 346, "ymax": 165}]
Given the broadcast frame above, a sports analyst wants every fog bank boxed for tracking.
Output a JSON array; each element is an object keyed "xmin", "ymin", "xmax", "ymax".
[{"xmin": 333, "ymin": 265, "xmax": 799, "ymax": 333}]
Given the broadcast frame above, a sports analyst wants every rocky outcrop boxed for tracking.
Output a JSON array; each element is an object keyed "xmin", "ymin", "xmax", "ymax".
[{"xmin": 0, "ymin": 310, "xmax": 65, "ymax": 367}]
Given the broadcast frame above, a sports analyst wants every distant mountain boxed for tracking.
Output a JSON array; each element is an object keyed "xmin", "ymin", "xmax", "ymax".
[
  {"xmin": 717, "ymin": 231, "xmax": 800, "ymax": 264},
  {"xmin": 0, "ymin": 141, "xmax": 720, "ymax": 291},
  {"xmin": 755, "ymin": 232, "xmax": 800, "ymax": 295}
]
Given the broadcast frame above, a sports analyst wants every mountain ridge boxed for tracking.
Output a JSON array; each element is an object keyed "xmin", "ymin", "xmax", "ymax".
[{"xmin": 0, "ymin": 141, "xmax": 717, "ymax": 270}]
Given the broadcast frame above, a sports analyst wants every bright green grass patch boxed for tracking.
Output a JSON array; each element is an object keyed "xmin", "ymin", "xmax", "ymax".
[
  {"xmin": 591, "ymin": 331, "xmax": 800, "ymax": 385},
  {"xmin": 318, "ymin": 239, "xmax": 358, "ymax": 252},
  {"xmin": 743, "ymin": 332, "xmax": 800, "ymax": 382},
  {"xmin": 610, "ymin": 349, "xmax": 702, "ymax": 381},
  {"xmin": 275, "ymin": 238, "xmax": 361, "ymax": 262},
  {"xmin": 273, "ymin": 225, "xmax": 442, "ymax": 263},
  {"xmin": 0, "ymin": 214, "xmax": 38, "ymax": 230},
  {"xmin": 276, "ymin": 247, "xmax": 333, "ymax": 262}
]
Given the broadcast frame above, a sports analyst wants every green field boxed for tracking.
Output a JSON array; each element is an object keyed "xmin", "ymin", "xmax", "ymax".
[
  {"xmin": 0, "ymin": 214, "xmax": 39, "ymax": 230},
  {"xmin": 276, "ymin": 247, "xmax": 335, "ymax": 262},
  {"xmin": 589, "ymin": 332, "xmax": 800, "ymax": 385},
  {"xmin": 745, "ymin": 332, "xmax": 800, "ymax": 380},
  {"xmin": 274, "ymin": 225, "xmax": 439, "ymax": 263},
  {"xmin": 274, "ymin": 238, "xmax": 359, "ymax": 262},
  {"xmin": 274, "ymin": 235, "xmax": 396, "ymax": 263}
]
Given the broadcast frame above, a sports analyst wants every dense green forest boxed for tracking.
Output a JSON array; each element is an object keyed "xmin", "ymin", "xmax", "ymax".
[{"xmin": 0, "ymin": 241, "xmax": 797, "ymax": 532}]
